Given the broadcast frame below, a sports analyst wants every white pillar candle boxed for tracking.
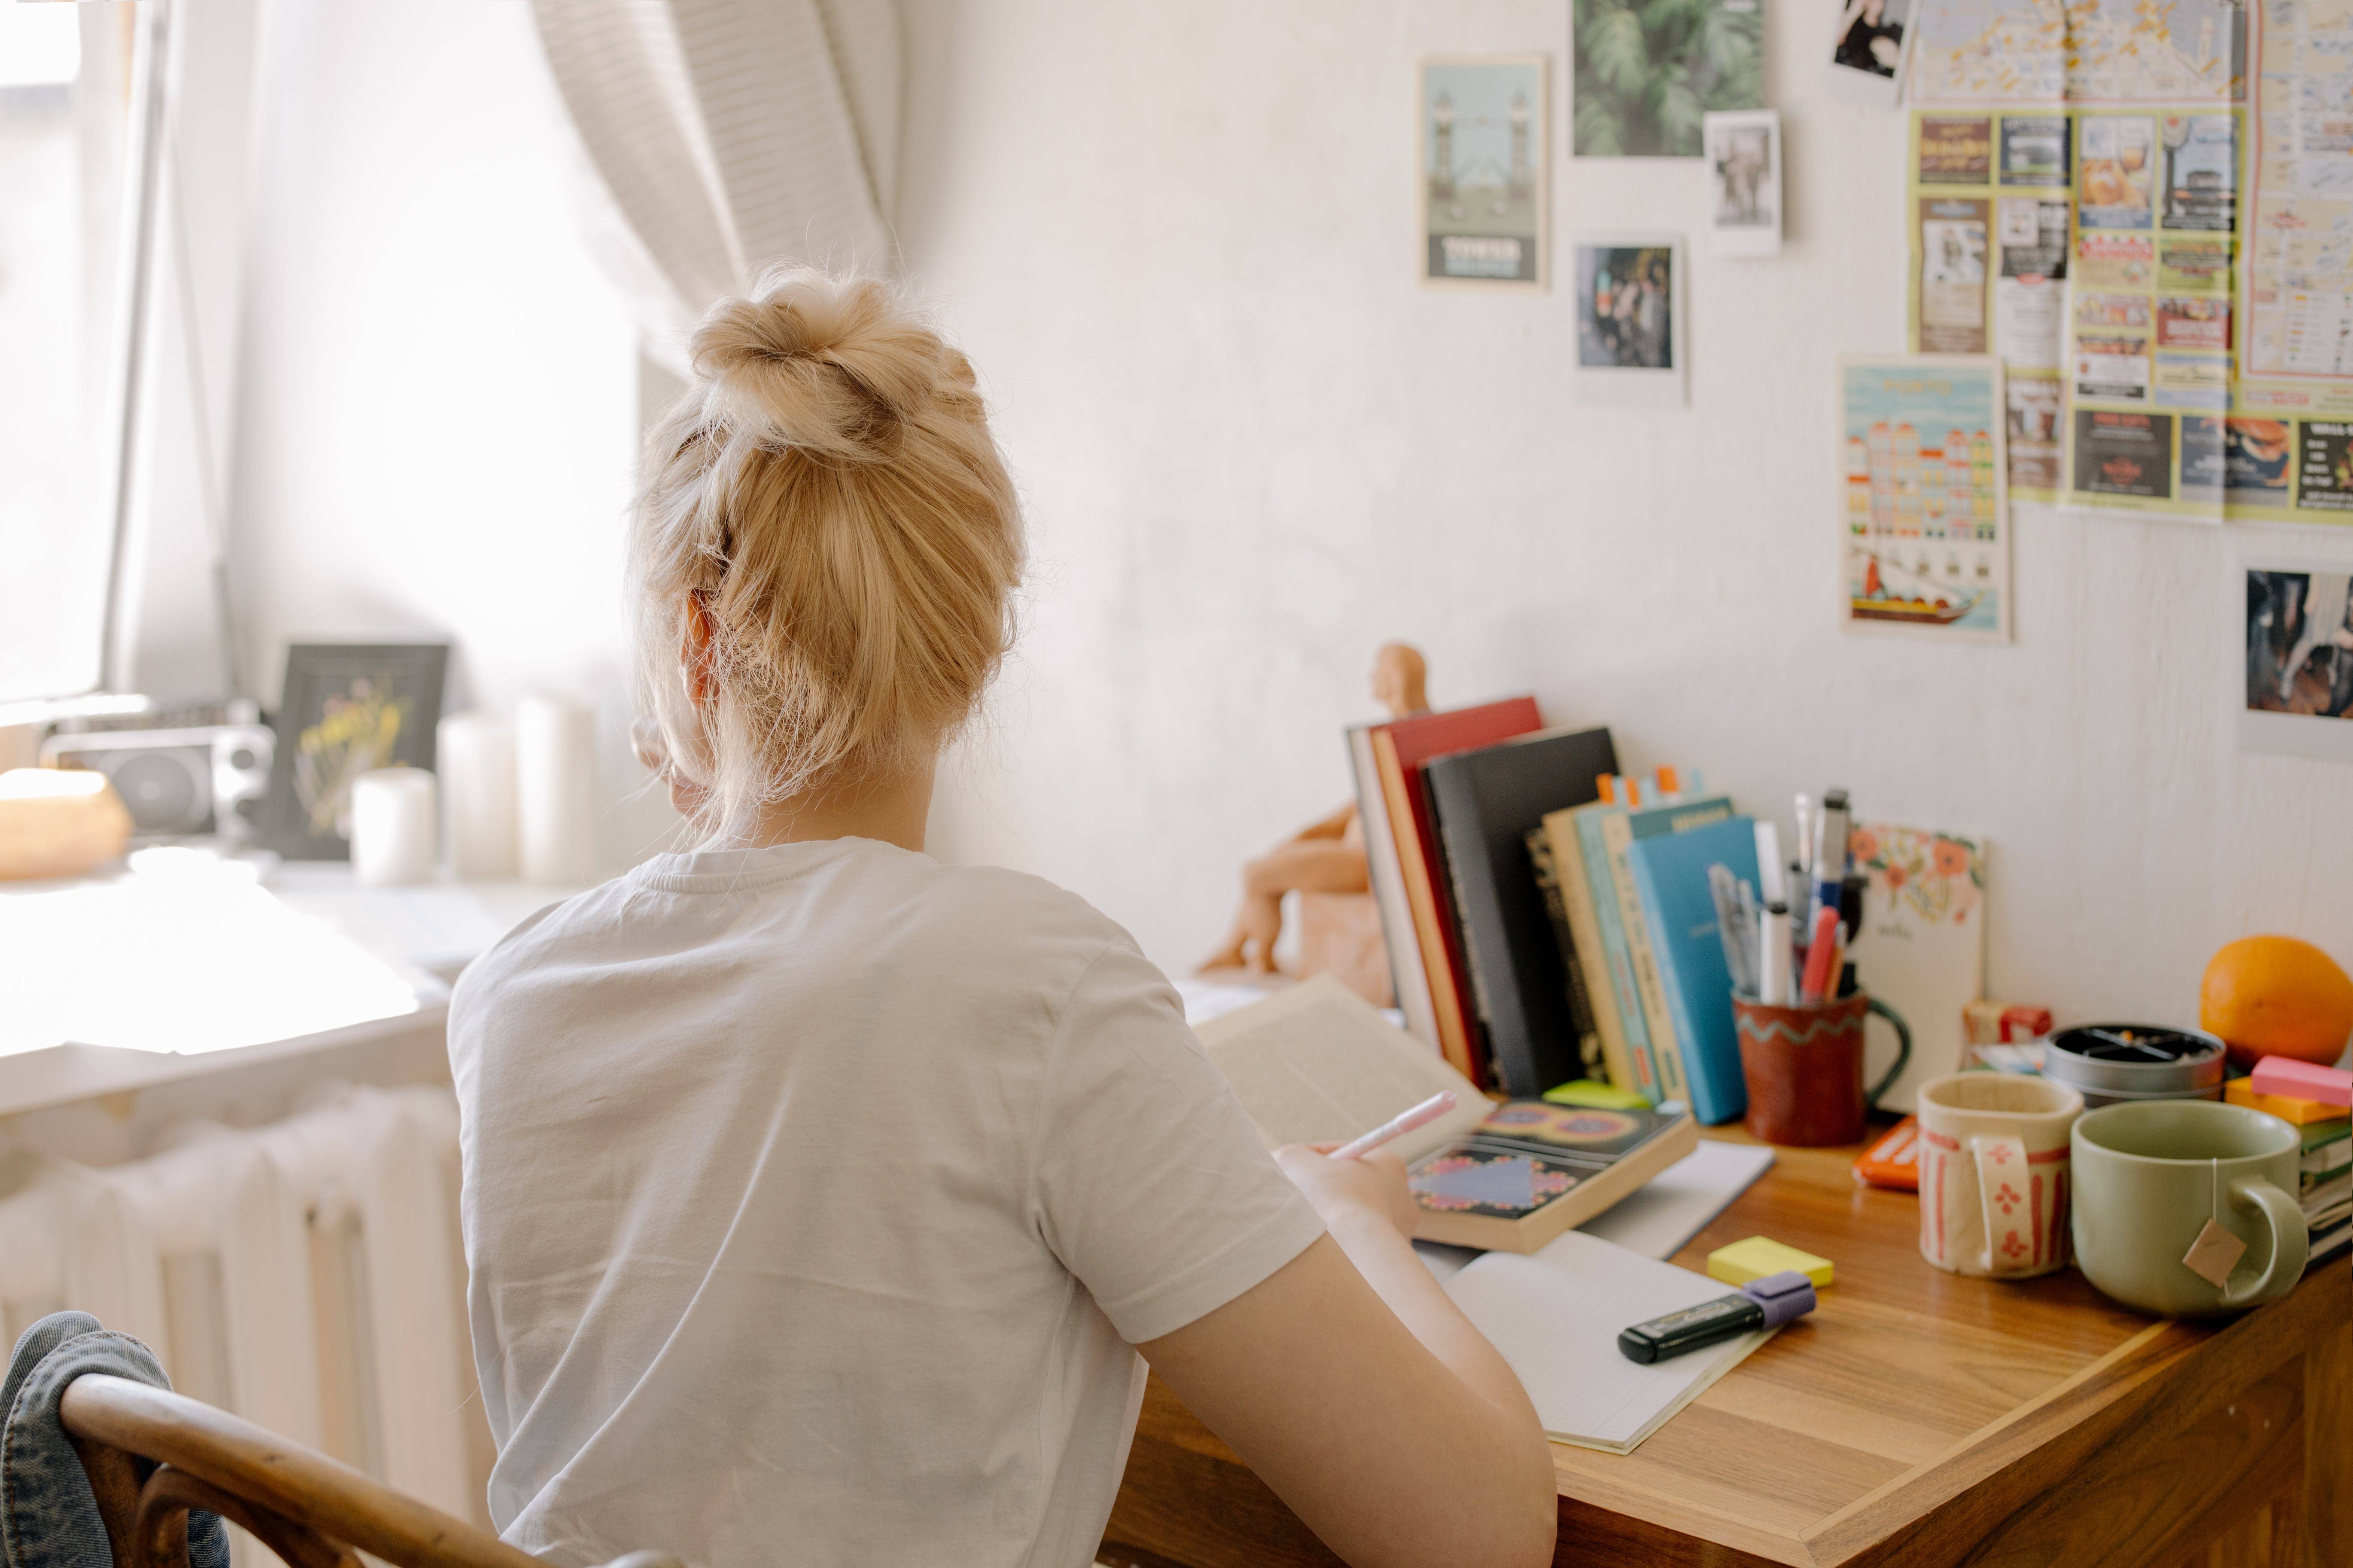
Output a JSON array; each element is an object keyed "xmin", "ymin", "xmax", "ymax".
[
  {"xmin": 517, "ymin": 695, "xmax": 597, "ymax": 885},
  {"xmin": 350, "ymin": 768, "xmax": 438, "ymax": 887},
  {"xmin": 437, "ymin": 711, "xmax": 518, "ymax": 880}
]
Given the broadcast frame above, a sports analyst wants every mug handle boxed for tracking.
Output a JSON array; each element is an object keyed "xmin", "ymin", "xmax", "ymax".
[
  {"xmin": 1967, "ymin": 1133, "xmax": 2035, "ymax": 1275},
  {"xmin": 2219, "ymin": 1177, "xmax": 2310, "ymax": 1308},
  {"xmin": 1863, "ymin": 996, "xmax": 1913, "ymax": 1108}
]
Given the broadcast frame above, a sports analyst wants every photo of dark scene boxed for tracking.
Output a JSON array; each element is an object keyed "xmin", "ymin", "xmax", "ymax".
[
  {"xmin": 1576, "ymin": 246, "xmax": 1674, "ymax": 368},
  {"xmin": 2247, "ymin": 569, "xmax": 2353, "ymax": 719}
]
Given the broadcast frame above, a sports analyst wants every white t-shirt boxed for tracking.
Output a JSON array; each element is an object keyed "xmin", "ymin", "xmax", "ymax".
[{"xmin": 447, "ymin": 838, "xmax": 1322, "ymax": 1568}]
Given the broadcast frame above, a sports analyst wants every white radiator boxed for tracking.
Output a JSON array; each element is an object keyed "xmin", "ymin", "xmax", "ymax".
[{"xmin": 0, "ymin": 1085, "xmax": 493, "ymax": 1539}]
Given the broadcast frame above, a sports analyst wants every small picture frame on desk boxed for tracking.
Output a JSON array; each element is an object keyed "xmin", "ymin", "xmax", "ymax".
[
  {"xmin": 1573, "ymin": 234, "xmax": 1687, "ymax": 406},
  {"xmin": 260, "ymin": 642, "xmax": 449, "ymax": 860}
]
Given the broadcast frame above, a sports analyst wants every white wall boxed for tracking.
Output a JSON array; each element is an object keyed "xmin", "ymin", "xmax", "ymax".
[
  {"xmin": 226, "ymin": 0, "xmax": 672, "ymax": 866},
  {"xmin": 900, "ymin": 0, "xmax": 2353, "ymax": 1022}
]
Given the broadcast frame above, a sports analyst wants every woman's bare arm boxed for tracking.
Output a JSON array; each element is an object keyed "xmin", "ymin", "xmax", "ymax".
[{"xmin": 1136, "ymin": 1148, "xmax": 1555, "ymax": 1568}]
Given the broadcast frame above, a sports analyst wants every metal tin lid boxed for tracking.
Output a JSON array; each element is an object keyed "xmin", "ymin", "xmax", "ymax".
[{"xmin": 2043, "ymin": 1024, "xmax": 2227, "ymax": 1095}]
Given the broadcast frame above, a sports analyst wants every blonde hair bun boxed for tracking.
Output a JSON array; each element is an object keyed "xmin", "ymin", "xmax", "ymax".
[
  {"xmin": 633, "ymin": 269, "xmax": 1023, "ymax": 829},
  {"xmin": 692, "ymin": 273, "xmax": 974, "ymax": 463}
]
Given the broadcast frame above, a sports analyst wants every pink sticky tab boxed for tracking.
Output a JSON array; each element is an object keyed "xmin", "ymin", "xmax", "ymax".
[{"xmin": 2249, "ymin": 1057, "xmax": 2353, "ymax": 1108}]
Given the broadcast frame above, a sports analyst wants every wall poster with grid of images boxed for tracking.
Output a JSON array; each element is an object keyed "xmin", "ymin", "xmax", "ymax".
[{"xmin": 1841, "ymin": 357, "xmax": 2011, "ymax": 641}]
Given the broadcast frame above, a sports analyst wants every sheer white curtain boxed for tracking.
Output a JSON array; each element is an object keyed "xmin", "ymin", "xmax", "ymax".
[{"xmin": 528, "ymin": 0, "xmax": 901, "ymax": 375}]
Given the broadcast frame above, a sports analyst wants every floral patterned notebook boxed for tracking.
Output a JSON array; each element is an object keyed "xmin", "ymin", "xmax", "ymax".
[
  {"xmin": 1406, "ymin": 1100, "xmax": 1696, "ymax": 1252},
  {"xmin": 1845, "ymin": 823, "xmax": 1987, "ymax": 1111}
]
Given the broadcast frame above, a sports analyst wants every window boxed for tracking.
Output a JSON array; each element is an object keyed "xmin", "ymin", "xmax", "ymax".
[{"xmin": 0, "ymin": 3, "xmax": 147, "ymax": 707}]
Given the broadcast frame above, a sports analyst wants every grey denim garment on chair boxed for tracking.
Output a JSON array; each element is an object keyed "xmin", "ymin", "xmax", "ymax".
[{"xmin": 1, "ymin": 1311, "xmax": 229, "ymax": 1568}]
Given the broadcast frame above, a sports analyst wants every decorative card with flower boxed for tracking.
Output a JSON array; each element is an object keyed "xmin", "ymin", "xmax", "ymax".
[{"xmin": 1846, "ymin": 823, "xmax": 1987, "ymax": 1113}]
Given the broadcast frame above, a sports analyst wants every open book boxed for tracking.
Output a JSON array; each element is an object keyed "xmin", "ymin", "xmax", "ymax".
[{"xmin": 1196, "ymin": 978, "xmax": 1695, "ymax": 1252}]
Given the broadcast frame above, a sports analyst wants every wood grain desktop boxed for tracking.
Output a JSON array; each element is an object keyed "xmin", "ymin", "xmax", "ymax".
[{"xmin": 1099, "ymin": 1127, "xmax": 2352, "ymax": 1568}]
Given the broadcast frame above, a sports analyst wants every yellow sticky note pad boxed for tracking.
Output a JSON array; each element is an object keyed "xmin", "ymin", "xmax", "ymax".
[
  {"xmin": 1708, "ymin": 1235, "xmax": 1833, "ymax": 1290},
  {"xmin": 2225, "ymin": 1078, "xmax": 2349, "ymax": 1128},
  {"xmin": 1542, "ymin": 1079, "xmax": 1651, "ymax": 1110}
]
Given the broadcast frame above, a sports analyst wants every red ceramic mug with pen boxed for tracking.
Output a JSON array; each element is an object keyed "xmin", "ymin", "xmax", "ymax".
[{"xmin": 1733, "ymin": 991, "xmax": 1912, "ymax": 1147}]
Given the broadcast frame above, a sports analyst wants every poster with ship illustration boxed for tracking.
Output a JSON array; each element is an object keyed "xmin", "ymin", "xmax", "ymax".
[{"xmin": 1840, "ymin": 357, "xmax": 2012, "ymax": 642}]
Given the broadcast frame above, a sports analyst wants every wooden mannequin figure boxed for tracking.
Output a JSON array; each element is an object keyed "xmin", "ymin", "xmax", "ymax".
[{"xmin": 1200, "ymin": 643, "xmax": 1430, "ymax": 1003}]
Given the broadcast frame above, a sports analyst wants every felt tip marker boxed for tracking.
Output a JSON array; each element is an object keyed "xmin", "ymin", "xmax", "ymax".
[
  {"xmin": 1618, "ymin": 1271, "xmax": 1817, "ymax": 1363},
  {"xmin": 1759, "ymin": 902, "xmax": 1793, "ymax": 1005},
  {"xmin": 1330, "ymin": 1092, "xmax": 1458, "ymax": 1161},
  {"xmin": 1809, "ymin": 788, "xmax": 1851, "ymax": 925},
  {"xmin": 1799, "ymin": 906, "xmax": 1842, "ymax": 1005}
]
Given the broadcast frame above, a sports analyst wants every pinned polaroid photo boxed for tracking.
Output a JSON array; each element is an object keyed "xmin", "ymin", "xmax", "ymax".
[
  {"xmin": 1420, "ymin": 55, "xmax": 1547, "ymax": 289},
  {"xmin": 2241, "ymin": 558, "xmax": 2353, "ymax": 762},
  {"xmin": 1704, "ymin": 110, "xmax": 1781, "ymax": 257},
  {"xmin": 1573, "ymin": 236, "xmax": 1687, "ymax": 406},
  {"xmin": 1826, "ymin": 0, "xmax": 1915, "ymax": 108}
]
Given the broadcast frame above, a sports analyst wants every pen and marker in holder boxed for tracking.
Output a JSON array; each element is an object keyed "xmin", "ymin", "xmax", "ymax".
[
  {"xmin": 1618, "ymin": 1270, "xmax": 1817, "ymax": 1364},
  {"xmin": 1722, "ymin": 786, "xmax": 1912, "ymax": 1145}
]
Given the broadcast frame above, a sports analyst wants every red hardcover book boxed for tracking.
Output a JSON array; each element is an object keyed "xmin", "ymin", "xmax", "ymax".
[{"xmin": 1367, "ymin": 697, "xmax": 1543, "ymax": 1086}]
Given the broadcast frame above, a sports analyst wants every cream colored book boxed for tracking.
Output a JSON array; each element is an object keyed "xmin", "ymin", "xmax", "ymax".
[
  {"xmin": 1197, "ymin": 979, "xmax": 1698, "ymax": 1253},
  {"xmin": 1541, "ymin": 808, "xmax": 1637, "ymax": 1096},
  {"xmin": 1598, "ymin": 811, "xmax": 1692, "ymax": 1105},
  {"xmin": 1194, "ymin": 976, "xmax": 1491, "ymax": 1160}
]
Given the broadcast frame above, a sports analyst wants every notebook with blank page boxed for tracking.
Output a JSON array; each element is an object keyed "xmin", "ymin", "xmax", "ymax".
[{"xmin": 1442, "ymin": 1229, "xmax": 1773, "ymax": 1453}]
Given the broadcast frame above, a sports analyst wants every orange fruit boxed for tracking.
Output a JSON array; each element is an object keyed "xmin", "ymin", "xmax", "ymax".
[{"xmin": 2200, "ymin": 936, "xmax": 2353, "ymax": 1066}]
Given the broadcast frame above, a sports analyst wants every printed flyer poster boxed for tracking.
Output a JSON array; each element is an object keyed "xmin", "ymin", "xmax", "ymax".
[
  {"xmin": 2061, "ymin": 111, "xmax": 2240, "ymax": 521},
  {"xmin": 1906, "ymin": 0, "xmax": 2240, "ymax": 109},
  {"xmin": 1907, "ymin": 112, "xmax": 2072, "ymax": 496},
  {"xmin": 2226, "ymin": 0, "xmax": 2353, "ymax": 524},
  {"xmin": 1841, "ymin": 357, "xmax": 2010, "ymax": 642}
]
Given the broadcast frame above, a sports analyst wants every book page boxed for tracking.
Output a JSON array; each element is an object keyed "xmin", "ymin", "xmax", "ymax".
[
  {"xmin": 1196, "ymin": 977, "xmax": 1488, "ymax": 1160},
  {"xmin": 1444, "ymin": 1230, "xmax": 1771, "ymax": 1453}
]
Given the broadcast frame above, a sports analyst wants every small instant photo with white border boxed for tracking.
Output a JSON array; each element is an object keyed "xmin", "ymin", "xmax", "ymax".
[
  {"xmin": 1573, "ymin": 235, "xmax": 1687, "ymax": 407},
  {"xmin": 2239, "ymin": 553, "xmax": 2353, "ymax": 762},
  {"xmin": 1704, "ymin": 110, "xmax": 1782, "ymax": 258}
]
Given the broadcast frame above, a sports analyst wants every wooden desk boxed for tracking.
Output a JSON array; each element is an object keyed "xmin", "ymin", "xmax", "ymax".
[{"xmin": 1100, "ymin": 1133, "xmax": 2352, "ymax": 1568}]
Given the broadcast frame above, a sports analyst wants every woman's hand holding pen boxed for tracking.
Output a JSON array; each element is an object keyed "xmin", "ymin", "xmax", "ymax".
[{"xmin": 1274, "ymin": 1143, "xmax": 1419, "ymax": 1239}]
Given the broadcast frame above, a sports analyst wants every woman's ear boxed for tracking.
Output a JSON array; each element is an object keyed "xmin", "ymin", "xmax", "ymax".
[{"xmin": 682, "ymin": 591, "xmax": 719, "ymax": 711}]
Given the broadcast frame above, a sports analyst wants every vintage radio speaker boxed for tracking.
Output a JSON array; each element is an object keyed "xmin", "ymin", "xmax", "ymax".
[{"xmin": 38, "ymin": 724, "xmax": 273, "ymax": 840}]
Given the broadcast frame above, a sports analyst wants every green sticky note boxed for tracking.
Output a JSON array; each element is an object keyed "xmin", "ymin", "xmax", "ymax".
[
  {"xmin": 1708, "ymin": 1235, "xmax": 1833, "ymax": 1290},
  {"xmin": 1541, "ymin": 1079, "xmax": 1651, "ymax": 1110}
]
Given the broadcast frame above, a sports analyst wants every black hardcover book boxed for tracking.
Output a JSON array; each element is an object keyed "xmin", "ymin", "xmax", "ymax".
[{"xmin": 1421, "ymin": 726, "xmax": 1619, "ymax": 1096}]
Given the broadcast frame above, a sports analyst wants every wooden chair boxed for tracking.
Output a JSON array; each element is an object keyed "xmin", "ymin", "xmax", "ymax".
[{"xmin": 60, "ymin": 1373, "xmax": 682, "ymax": 1568}]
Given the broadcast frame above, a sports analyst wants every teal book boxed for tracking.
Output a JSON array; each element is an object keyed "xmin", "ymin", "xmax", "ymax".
[
  {"xmin": 1605, "ymin": 795, "xmax": 1734, "ymax": 1107},
  {"xmin": 1624, "ymin": 815, "xmax": 1757, "ymax": 1126}
]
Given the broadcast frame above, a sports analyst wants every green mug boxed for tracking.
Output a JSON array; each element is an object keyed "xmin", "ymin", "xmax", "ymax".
[{"xmin": 2070, "ymin": 1101, "xmax": 2310, "ymax": 1318}]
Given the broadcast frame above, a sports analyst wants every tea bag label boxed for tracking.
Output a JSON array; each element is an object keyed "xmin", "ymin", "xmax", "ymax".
[{"xmin": 2181, "ymin": 1219, "xmax": 2247, "ymax": 1288}]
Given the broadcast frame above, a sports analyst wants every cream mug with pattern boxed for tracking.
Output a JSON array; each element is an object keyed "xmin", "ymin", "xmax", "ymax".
[{"xmin": 1916, "ymin": 1073, "xmax": 2084, "ymax": 1279}]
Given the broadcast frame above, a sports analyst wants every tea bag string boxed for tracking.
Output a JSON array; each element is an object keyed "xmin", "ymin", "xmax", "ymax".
[{"xmin": 2211, "ymin": 1156, "xmax": 2222, "ymax": 1224}]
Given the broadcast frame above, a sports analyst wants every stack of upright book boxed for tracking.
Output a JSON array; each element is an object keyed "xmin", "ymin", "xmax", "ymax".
[{"xmin": 1347, "ymin": 697, "xmax": 1756, "ymax": 1121}]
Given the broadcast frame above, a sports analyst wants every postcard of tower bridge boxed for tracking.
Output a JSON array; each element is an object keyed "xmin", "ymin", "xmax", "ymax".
[{"xmin": 1421, "ymin": 56, "xmax": 1546, "ymax": 288}]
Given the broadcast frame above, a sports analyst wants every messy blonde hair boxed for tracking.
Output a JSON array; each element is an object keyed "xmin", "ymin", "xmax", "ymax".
[{"xmin": 631, "ymin": 270, "xmax": 1024, "ymax": 834}]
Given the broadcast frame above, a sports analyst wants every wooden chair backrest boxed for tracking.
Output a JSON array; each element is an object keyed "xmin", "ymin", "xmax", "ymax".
[{"xmin": 59, "ymin": 1375, "xmax": 680, "ymax": 1568}]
